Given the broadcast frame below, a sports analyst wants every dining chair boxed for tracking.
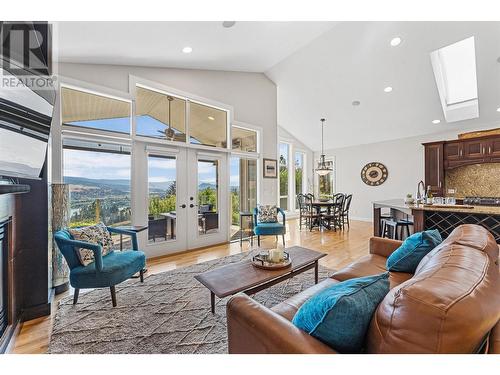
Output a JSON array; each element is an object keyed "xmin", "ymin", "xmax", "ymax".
[
  {"xmin": 340, "ymin": 194, "xmax": 353, "ymax": 230},
  {"xmin": 297, "ymin": 194, "xmax": 320, "ymax": 231}
]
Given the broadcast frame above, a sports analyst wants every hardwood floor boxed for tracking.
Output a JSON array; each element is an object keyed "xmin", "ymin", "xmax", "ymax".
[{"xmin": 8, "ymin": 218, "xmax": 372, "ymax": 354}]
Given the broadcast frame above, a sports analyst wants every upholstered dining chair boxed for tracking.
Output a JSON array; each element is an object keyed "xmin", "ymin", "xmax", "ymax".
[
  {"xmin": 54, "ymin": 226, "xmax": 146, "ymax": 307},
  {"xmin": 253, "ymin": 207, "xmax": 286, "ymax": 246}
]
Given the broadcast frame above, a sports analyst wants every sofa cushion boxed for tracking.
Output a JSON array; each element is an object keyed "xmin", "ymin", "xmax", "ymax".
[
  {"xmin": 386, "ymin": 229, "xmax": 442, "ymax": 273},
  {"xmin": 253, "ymin": 222, "xmax": 285, "ymax": 236},
  {"xmin": 68, "ymin": 223, "xmax": 114, "ymax": 266},
  {"xmin": 366, "ymin": 225, "xmax": 500, "ymax": 353},
  {"xmin": 70, "ymin": 250, "xmax": 145, "ymax": 288},
  {"xmin": 332, "ymin": 254, "xmax": 413, "ymax": 289},
  {"xmin": 272, "ymin": 278, "xmax": 339, "ymax": 321},
  {"xmin": 292, "ymin": 273, "xmax": 390, "ymax": 353}
]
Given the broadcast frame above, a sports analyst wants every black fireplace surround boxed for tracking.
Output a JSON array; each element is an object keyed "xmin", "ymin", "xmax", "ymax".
[{"xmin": 0, "ymin": 219, "xmax": 8, "ymax": 339}]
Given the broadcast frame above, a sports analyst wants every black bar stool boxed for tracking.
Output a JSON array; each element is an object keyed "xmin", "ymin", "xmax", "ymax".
[{"xmin": 381, "ymin": 219, "xmax": 413, "ymax": 240}]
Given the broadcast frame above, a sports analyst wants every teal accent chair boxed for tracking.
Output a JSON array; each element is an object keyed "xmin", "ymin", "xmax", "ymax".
[
  {"xmin": 253, "ymin": 207, "xmax": 286, "ymax": 246},
  {"xmin": 54, "ymin": 226, "xmax": 146, "ymax": 307}
]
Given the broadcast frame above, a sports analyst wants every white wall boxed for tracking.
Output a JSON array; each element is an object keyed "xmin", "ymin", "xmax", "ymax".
[
  {"xmin": 318, "ymin": 126, "xmax": 498, "ymax": 221},
  {"xmin": 57, "ymin": 62, "xmax": 278, "ymax": 204}
]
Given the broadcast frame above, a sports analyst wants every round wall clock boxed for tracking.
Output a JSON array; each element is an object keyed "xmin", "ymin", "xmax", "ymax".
[{"xmin": 361, "ymin": 162, "xmax": 388, "ymax": 186}]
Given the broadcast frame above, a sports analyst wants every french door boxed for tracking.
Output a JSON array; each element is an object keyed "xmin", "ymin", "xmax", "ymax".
[{"xmin": 141, "ymin": 145, "xmax": 228, "ymax": 256}]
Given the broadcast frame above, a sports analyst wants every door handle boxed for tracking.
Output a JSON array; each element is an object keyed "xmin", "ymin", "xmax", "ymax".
[{"xmin": 180, "ymin": 204, "xmax": 186, "ymax": 208}]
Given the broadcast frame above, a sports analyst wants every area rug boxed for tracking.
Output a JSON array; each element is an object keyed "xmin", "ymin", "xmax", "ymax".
[{"xmin": 48, "ymin": 250, "xmax": 332, "ymax": 354}]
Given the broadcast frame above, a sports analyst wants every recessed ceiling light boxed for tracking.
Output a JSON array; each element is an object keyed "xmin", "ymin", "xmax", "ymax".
[
  {"xmin": 497, "ymin": 107, "xmax": 500, "ymax": 112},
  {"xmin": 222, "ymin": 21, "xmax": 236, "ymax": 28},
  {"xmin": 182, "ymin": 46, "xmax": 192, "ymax": 54},
  {"xmin": 208, "ymin": 116, "xmax": 215, "ymax": 121},
  {"xmin": 352, "ymin": 100, "xmax": 361, "ymax": 106},
  {"xmin": 384, "ymin": 86, "xmax": 393, "ymax": 93},
  {"xmin": 390, "ymin": 37, "xmax": 402, "ymax": 47},
  {"xmin": 432, "ymin": 119, "xmax": 441, "ymax": 124}
]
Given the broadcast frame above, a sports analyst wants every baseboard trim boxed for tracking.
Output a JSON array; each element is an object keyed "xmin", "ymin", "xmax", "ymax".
[{"xmin": 350, "ymin": 216, "xmax": 373, "ymax": 222}]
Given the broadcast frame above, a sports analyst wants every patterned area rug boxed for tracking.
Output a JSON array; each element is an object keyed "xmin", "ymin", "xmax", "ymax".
[{"xmin": 48, "ymin": 250, "xmax": 332, "ymax": 354}]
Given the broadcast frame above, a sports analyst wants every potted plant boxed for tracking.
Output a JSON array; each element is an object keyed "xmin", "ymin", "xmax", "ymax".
[{"xmin": 404, "ymin": 193, "xmax": 415, "ymax": 205}]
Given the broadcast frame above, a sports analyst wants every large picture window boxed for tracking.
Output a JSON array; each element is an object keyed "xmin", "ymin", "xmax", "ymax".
[
  {"xmin": 232, "ymin": 126, "xmax": 257, "ymax": 152},
  {"xmin": 61, "ymin": 87, "xmax": 131, "ymax": 134},
  {"xmin": 136, "ymin": 86, "xmax": 187, "ymax": 142},
  {"xmin": 295, "ymin": 151, "xmax": 305, "ymax": 198},
  {"xmin": 189, "ymin": 102, "xmax": 228, "ymax": 148},
  {"xmin": 63, "ymin": 144, "xmax": 131, "ymax": 228},
  {"xmin": 279, "ymin": 143, "xmax": 289, "ymax": 210},
  {"xmin": 230, "ymin": 157, "xmax": 257, "ymax": 240}
]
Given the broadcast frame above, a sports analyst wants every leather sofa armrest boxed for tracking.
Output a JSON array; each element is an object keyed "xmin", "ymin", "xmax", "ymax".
[
  {"xmin": 488, "ymin": 320, "xmax": 500, "ymax": 354},
  {"xmin": 369, "ymin": 237, "xmax": 403, "ymax": 258},
  {"xmin": 226, "ymin": 293, "xmax": 337, "ymax": 354}
]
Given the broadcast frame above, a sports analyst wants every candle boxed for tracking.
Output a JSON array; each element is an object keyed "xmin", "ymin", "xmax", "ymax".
[{"xmin": 268, "ymin": 249, "xmax": 284, "ymax": 263}]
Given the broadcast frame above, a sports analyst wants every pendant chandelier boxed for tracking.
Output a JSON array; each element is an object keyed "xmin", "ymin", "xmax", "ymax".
[
  {"xmin": 315, "ymin": 118, "xmax": 333, "ymax": 176},
  {"xmin": 165, "ymin": 96, "xmax": 175, "ymax": 141}
]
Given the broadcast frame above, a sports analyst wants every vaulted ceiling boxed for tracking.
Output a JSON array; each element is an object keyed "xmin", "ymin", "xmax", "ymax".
[
  {"xmin": 56, "ymin": 21, "xmax": 500, "ymax": 151},
  {"xmin": 56, "ymin": 21, "xmax": 334, "ymax": 72},
  {"xmin": 266, "ymin": 22, "xmax": 500, "ymax": 150}
]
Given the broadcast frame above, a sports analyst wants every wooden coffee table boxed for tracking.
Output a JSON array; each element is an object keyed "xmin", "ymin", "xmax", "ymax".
[{"xmin": 194, "ymin": 246, "xmax": 326, "ymax": 313}]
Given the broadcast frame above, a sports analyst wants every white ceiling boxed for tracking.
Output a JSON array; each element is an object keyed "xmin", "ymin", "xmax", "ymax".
[
  {"xmin": 266, "ymin": 22, "xmax": 500, "ymax": 151},
  {"xmin": 56, "ymin": 21, "xmax": 500, "ymax": 152},
  {"xmin": 55, "ymin": 21, "xmax": 334, "ymax": 72}
]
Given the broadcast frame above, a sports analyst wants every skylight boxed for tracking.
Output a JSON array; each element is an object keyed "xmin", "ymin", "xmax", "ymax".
[{"xmin": 430, "ymin": 36, "xmax": 479, "ymax": 123}]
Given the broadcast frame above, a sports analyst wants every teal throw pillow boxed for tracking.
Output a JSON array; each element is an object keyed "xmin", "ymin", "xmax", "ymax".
[
  {"xmin": 292, "ymin": 273, "xmax": 389, "ymax": 353},
  {"xmin": 386, "ymin": 229, "xmax": 442, "ymax": 273}
]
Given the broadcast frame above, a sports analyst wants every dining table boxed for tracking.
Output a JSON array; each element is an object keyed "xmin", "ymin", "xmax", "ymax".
[{"xmin": 309, "ymin": 200, "xmax": 341, "ymax": 230}]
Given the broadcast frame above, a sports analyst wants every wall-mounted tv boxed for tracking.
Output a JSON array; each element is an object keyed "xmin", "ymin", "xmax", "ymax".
[{"xmin": 0, "ymin": 21, "xmax": 55, "ymax": 180}]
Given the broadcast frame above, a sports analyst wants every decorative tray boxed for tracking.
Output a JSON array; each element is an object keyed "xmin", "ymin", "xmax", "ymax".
[{"xmin": 252, "ymin": 251, "xmax": 291, "ymax": 270}]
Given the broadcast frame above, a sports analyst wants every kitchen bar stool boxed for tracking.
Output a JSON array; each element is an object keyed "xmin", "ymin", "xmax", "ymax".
[{"xmin": 381, "ymin": 219, "xmax": 413, "ymax": 240}]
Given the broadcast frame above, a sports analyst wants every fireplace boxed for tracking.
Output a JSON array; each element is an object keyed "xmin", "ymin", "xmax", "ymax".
[{"xmin": 0, "ymin": 218, "xmax": 9, "ymax": 339}]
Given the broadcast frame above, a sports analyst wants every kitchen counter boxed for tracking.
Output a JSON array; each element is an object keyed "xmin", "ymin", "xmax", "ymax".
[
  {"xmin": 373, "ymin": 199, "xmax": 500, "ymax": 215},
  {"xmin": 373, "ymin": 199, "xmax": 500, "ymax": 243}
]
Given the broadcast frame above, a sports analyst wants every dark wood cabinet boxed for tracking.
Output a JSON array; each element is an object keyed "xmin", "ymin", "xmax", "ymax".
[
  {"xmin": 488, "ymin": 136, "xmax": 500, "ymax": 161},
  {"xmin": 424, "ymin": 131, "xmax": 500, "ymax": 197},
  {"xmin": 423, "ymin": 142, "xmax": 444, "ymax": 196},
  {"xmin": 463, "ymin": 138, "xmax": 488, "ymax": 162},
  {"xmin": 443, "ymin": 142, "xmax": 463, "ymax": 169}
]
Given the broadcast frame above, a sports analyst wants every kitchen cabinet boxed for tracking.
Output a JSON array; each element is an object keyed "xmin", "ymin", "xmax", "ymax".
[
  {"xmin": 443, "ymin": 142, "xmax": 463, "ymax": 169},
  {"xmin": 463, "ymin": 138, "xmax": 489, "ymax": 162},
  {"xmin": 423, "ymin": 142, "xmax": 444, "ymax": 196},
  {"xmin": 488, "ymin": 136, "xmax": 500, "ymax": 161}
]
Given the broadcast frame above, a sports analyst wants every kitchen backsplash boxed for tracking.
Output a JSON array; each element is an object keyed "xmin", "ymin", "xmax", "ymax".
[{"xmin": 445, "ymin": 163, "xmax": 500, "ymax": 197}]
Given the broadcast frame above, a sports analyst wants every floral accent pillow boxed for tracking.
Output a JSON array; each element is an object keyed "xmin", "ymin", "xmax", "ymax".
[
  {"xmin": 257, "ymin": 205, "xmax": 278, "ymax": 223},
  {"xmin": 69, "ymin": 223, "xmax": 114, "ymax": 266}
]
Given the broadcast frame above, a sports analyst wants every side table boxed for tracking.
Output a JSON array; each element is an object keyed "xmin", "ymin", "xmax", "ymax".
[{"xmin": 239, "ymin": 212, "xmax": 254, "ymax": 246}]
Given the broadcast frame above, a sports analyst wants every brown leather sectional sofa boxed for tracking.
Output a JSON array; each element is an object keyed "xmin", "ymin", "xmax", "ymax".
[{"xmin": 226, "ymin": 224, "xmax": 500, "ymax": 354}]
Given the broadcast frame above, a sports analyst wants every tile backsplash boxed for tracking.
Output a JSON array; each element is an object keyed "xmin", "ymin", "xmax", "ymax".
[{"xmin": 445, "ymin": 163, "xmax": 500, "ymax": 197}]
